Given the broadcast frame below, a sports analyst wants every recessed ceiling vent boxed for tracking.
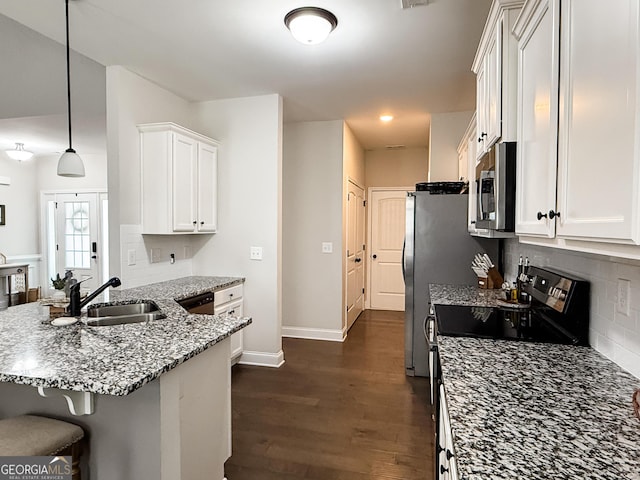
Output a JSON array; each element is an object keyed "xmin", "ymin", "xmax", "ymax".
[
  {"xmin": 401, "ymin": 0, "xmax": 429, "ymax": 9},
  {"xmin": 385, "ymin": 145, "xmax": 407, "ymax": 150}
]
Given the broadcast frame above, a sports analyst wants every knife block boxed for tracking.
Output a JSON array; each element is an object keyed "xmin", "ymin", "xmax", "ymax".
[{"xmin": 478, "ymin": 268, "xmax": 504, "ymax": 289}]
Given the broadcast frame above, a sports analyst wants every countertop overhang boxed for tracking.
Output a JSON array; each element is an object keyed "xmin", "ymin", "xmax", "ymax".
[{"xmin": 0, "ymin": 276, "xmax": 250, "ymax": 396}]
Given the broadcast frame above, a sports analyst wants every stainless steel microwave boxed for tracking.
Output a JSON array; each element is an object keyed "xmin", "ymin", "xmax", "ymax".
[{"xmin": 475, "ymin": 142, "xmax": 516, "ymax": 231}]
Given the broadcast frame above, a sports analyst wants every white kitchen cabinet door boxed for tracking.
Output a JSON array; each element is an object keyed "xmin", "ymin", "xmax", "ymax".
[
  {"xmin": 172, "ymin": 132, "xmax": 198, "ymax": 232},
  {"xmin": 140, "ymin": 123, "xmax": 220, "ymax": 234},
  {"xmin": 196, "ymin": 142, "xmax": 218, "ymax": 233},
  {"xmin": 485, "ymin": 24, "xmax": 502, "ymax": 148},
  {"xmin": 473, "ymin": 1, "xmax": 523, "ymax": 158},
  {"xmin": 556, "ymin": 0, "xmax": 640, "ymax": 243},
  {"xmin": 475, "ymin": 63, "xmax": 488, "ymax": 159},
  {"xmin": 514, "ymin": 0, "xmax": 560, "ymax": 238},
  {"xmin": 215, "ymin": 300, "xmax": 244, "ymax": 362}
]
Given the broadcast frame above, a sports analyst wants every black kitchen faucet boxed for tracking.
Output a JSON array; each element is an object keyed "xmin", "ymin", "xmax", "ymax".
[{"xmin": 67, "ymin": 277, "xmax": 122, "ymax": 317}]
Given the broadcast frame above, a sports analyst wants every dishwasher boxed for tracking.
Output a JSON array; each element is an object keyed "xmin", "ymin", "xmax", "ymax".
[{"xmin": 177, "ymin": 292, "xmax": 215, "ymax": 314}]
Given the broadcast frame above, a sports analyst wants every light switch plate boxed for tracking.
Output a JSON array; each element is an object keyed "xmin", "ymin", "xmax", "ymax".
[
  {"xmin": 250, "ymin": 246, "xmax": 263, "ymax": 260},
  {"xmin": 127, "ymin": 249, "xmax": 136, "ymax": 266},
  {"xmin": 322, "ymin": 242, "xmax": 333, "ymax": 254}
]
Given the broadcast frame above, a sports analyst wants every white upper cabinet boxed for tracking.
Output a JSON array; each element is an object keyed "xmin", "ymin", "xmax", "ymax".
[
  {"xmin": 515, "ymin": 0, "xmax": 640, "ymax": 255},
  {"xmin": 513, "ymin": 0, "xmax": 560, "ymax": 238},
  {"xmin": 473, "ymin": 0, "xmax": 524, "ymax": 158},
  {"xmin": 556, "ymin": 0, "xmax": 640, "ymax": 243},
  {"xmin": 139, "ymin": 123, "xmax": 219, "ymax": 235}
]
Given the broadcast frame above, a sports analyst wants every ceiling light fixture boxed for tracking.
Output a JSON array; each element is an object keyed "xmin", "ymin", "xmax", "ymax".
[
  {"xmin": 5, "ymin": 143, "xmax": 34, "ymax": 161},
  {"xmin": 57, "ymin": 0, "xmax": 85, "ymax": 178},
  {"xmin": 380, "ymin": 115, "xmax": 394, "ymax": 122},
  {"xmin": 284, "ymin": 7, "xmax": 338, "ymax": 45}
]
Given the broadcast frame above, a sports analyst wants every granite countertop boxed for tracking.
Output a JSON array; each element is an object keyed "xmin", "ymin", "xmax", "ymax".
[
  {"xmin": 0, "ymin": 276, "xmax": 250, "ymax": 396},
  {"xmin": 430, "ymin": 283, "xmax": 528, "ymax": 309},
  {"xmin": 438, "ymin": 333, "xmax": 640, "ymax": 479}
]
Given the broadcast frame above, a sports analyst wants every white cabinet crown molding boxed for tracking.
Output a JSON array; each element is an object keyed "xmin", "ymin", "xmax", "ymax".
[
  {"xmin": 472, "ymin": 0, "xmax": 525, "ymax": 73},
  {"xmin": 137, "ymin": 122, "xmax": 220, "ymax": 147}
]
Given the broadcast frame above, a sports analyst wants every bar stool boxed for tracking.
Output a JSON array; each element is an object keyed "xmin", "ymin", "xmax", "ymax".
[{"xmin": 0, "ymin": 415, "xmax": 84, "ymax": 480}]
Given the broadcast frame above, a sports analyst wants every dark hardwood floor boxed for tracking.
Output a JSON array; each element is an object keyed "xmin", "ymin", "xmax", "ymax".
[{"xmin": 225, "ymin": 309, "xmax": 434, "ymax": 480}]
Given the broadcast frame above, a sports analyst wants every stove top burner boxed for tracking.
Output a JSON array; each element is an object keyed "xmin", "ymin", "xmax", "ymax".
[{"xmin": 434, "ymin": 304, "xmax": 579, "ymax": 345}]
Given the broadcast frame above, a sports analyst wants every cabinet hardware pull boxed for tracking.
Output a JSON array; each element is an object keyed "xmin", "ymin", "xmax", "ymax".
[
  {"xmin": 536, "ymin": 211, "xmax": 548, "ymax": 220},
  {"xmin": 440, "ymin": 465, "xmax": 449, "ymax": 474},
  {"xmin": 548, "ymin": 210, "xmax": 560, "ymax": 219},
  {"xmin": 193, "ymin": 221, "xmax": 197, "ymax": 225},
  {"xmin": 200, "ymin": 221, "xmax": 205, "ymax": 225},
  {"xmin": 229, "ymin": 293, "xmax": 233, "ymax": 297},
  {"xmin": 228, "ymin": 310, "xmax": 235, "ymax": 315},
  {"xmin": 372, "ymin": 254, "xmax": 377, "ymax": 259},
  {"xmin": 446, "ymin": 449, "xmax": 454, "ymax": 460},
  {"xmin": 355, "ymin": 257, "xmax": 362, "ymax": 263}
]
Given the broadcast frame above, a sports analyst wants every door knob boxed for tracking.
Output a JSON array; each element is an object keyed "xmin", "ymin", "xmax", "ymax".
[
  {"xmin": 536, "ymin": 211, "xmax": 548, "ymax": 220},
  {"xmin": 372, "ymin": 254, "xmax": 377, "ymax": 259},
  {"xmin": 548, "ymin": 210, "xmax": 560, "ymax": 219}
]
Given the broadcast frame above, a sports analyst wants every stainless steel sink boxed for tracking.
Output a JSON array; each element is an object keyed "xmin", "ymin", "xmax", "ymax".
[{"xmin": 86, "ymin": 301, "xmax": 166, "ymax": 326}]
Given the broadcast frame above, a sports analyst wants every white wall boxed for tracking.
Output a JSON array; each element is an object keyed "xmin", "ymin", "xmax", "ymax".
[
  {"xmin": 428, "ymin": 111, "xmax": 473, "ymax": 181},
  {"xmin": 365, "ymin": 147, "xmax": 428, "ymax": 188},
  {"xmin": 504, "ymin": 240, "xmax": 640, "ymax": 379},
  {"xmin": 36, "ymin": 153, "xmax": 107, "ymax": 192},
  {"xmin": 191, "ymin": 94, "xmax": 283, "ymax": 366},
  {"xmin": 106, "ymin": 66, "xmax": 195, "ymax": 286},
  {"xmin": 282, "ymin": 121, "xmax": 345, "ymax": 340}
]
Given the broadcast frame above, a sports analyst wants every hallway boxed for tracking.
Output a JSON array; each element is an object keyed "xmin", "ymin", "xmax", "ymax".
[{"xmin": 225, "ymin": 310, "xmax": 434, "ymax": 479}]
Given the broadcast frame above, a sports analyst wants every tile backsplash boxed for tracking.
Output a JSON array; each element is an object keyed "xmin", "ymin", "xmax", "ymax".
[
  {"xmin": 504, "ymin": 239, "xmax": 640, "ymax": 380},
  {"xmin": 119, "ymin": 225, "xmax": 193, "ymax": 288}
]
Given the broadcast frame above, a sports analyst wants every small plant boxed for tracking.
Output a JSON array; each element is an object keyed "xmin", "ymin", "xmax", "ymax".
[{"xmin": 51, "ymin": 273, "xmax": 67, "ymax": 290}]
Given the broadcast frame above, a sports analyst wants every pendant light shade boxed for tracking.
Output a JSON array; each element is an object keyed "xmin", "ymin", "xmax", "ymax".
[
  {"xmin": 5, "ymin": 143, "xmax": 34, "ymax": 161},
  {"xmin": 57, "ymin": 0, "xmax": 85, "ymax": 177},
  {"xmin": 57, "ymin": 148, "xmax": 85, "ymax": 177},
  {"xmin": 284, "ymin": 7, "xmax": 338, "ymax": 45}
]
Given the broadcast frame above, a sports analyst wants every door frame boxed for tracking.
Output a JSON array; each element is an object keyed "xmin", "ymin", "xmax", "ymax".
[
  {"xmin": 365, "ymin": 186, "xmax": 412, "ymax": 310},
  {"xmin": 39, "ymin": 189, "xmax": 108, "ymax": 294}
]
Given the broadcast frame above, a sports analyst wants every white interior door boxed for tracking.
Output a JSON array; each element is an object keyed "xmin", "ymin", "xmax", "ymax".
[
  {"xmin": 52, "ymin": 193, "xmax": 102, "ymax": 292},
  {"xmin": 346, "ymin": 181, "xmax": 365, "ymax": 330},
  {"xmin": 369, "ymin": 189, "xmax": 407, "ymax": 311}
]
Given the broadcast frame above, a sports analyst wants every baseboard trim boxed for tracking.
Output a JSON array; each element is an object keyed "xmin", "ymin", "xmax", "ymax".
[
  {"xmin": 282, "ymin": 326, "xmax": 346, "ymax": 342},
  {"xmin": 238, "ymin": 350, "xmax": 285, "ymax": 368}
]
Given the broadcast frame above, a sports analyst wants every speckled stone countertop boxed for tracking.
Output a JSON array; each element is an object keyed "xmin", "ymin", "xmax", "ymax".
[
  {"xmin": 438, "ymin": 336, "xmax": 640, "ymax": 480},
  {"xmin": 0, "ymin": 276, "xmax": 250, "ymax": 396},
  {"xmin": 430, "ymin": 283, "xmax": 528, "ymax": 309}
]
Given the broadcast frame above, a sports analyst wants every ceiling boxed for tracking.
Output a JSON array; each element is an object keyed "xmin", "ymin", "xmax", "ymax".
[{"xmin": 0, "ymin": 0, "xmax": 491, "ymax": 151}]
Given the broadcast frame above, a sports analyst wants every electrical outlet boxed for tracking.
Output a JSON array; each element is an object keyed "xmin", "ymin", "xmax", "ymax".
[
  {"xmin": 617, "ymin": 278, "xmax": 631, "ymax": 316},
  {"xmin": 322, "ymin": 242, "xmax": 333, "ymax": 254},
  {"xmin": 150, "ymin": 248, "xmax": 163, "ymax": 264},
  {"xmin": 250, "ymin": 246, "xmax": 263, "ymax": 260},
  {"xmin": 127, "ymin": 249, "xmax": 136, "ymax": 266}
]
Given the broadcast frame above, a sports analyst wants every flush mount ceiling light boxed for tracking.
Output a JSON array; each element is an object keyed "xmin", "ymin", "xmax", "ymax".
[
  {"xmin": 284, "ymin": 7, "xmax": 338, "ymax": 45},
  {"xmin": 57, "ymin": 0, "xmax": 85, "ymax": 178},
  {"xmin": 380, "ymin": 115, "xmax": 394, "ymax": 122},
  {"xmin": 5, "ymin": 143, "xmax": 34, "ymax": 161}
]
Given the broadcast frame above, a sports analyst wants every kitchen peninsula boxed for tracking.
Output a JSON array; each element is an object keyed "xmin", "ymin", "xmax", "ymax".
[{"xmin": 0, "ymin": 276, "xmax": 250, "ymax": 480}]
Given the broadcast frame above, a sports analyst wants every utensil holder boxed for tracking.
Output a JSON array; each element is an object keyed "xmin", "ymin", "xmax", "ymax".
[{"xmin": 487, "ymin": 267, "xmax": 504, "ymax": 289}]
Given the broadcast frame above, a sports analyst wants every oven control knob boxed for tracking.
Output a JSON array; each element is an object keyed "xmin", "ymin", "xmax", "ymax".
[{"xmin": 559, "ymin": 292, "xmax": 566, "ymax": 301}]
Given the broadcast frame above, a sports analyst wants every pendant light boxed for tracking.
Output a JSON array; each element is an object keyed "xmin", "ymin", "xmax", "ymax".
[
  {"xmin": 57, "ymin": 0, "xmax": 85, "ymax": 177},
  {"xmin": 5, "ymin": 143, "xmax": 34, "ymax": 161},
  {"xmin": 284, "ymin": 7, "xmax": 338, "ymax": 45}
]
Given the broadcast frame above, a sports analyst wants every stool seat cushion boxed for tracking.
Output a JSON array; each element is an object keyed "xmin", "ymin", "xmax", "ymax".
[{"xmin": 0, "ymin": 415, "xmax": 84, "ymax": 455}]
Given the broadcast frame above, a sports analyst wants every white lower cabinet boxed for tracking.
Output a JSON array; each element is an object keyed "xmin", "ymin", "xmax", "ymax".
[
  {"xmin": 514, "ymin": 0, "xmax": 640, "ymax": 256},
  {"xmin": 215, "ymin": 285, "xmax": 244, "ymax": 364},
  {"xmin": 438, "ymin": 384, "xmax": 459, "ymax": 480}
]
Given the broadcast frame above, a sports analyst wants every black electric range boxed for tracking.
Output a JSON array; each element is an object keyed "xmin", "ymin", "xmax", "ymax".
[{"xmin": 434, "ymin": 266, "xmax": 590, "ymax": 346}]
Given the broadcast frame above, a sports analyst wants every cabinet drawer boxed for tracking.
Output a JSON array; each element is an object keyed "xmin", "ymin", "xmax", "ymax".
[
  {"xmin": 214, "ymin": 298, "xmax": 243, "ymax": 317},
  {"xmin": 214, "ymin": 284, "xmax": 243, "ymax": 306}
]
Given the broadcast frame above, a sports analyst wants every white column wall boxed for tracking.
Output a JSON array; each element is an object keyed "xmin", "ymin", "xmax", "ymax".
[{"xmin": 191, "ymin": 95, "xmax": 283, "ymax": 366}]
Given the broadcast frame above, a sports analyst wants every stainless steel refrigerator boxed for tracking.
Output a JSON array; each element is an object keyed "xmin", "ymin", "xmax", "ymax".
[{"xmin": 404, "ymin": 191, "xmax": 499, "ymax": 377}]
